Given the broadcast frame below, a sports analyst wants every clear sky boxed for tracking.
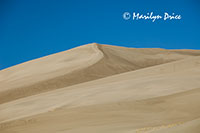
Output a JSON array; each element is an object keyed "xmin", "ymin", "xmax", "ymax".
[{"xmin": 0, "ymin": 0, "xmax": 200, "ymax": 70}]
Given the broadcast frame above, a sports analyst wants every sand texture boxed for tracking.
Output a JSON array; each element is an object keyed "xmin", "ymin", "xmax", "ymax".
[{"xmin": 0, "ymin": 43, "xmax": 200, "ymax": 133}]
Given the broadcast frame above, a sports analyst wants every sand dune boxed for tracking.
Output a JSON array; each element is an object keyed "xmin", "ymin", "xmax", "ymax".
[
  {"xmin": 1, "ymin": 43, "xmax": 200, "ymax": 104},
  {"xmin": 0, "ymin": 43, "xmax": 200, "ymax": 133}
]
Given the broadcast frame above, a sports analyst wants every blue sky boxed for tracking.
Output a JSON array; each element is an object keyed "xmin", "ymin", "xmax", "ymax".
[{"xmin": 0, "ymin": 0, "xmax": 200, "ymax": 70}]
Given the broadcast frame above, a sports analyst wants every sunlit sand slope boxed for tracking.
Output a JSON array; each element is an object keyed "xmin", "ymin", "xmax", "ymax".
[{"xmin": 1, "ymin": 81, "xmax": 200, "ymax": 133}]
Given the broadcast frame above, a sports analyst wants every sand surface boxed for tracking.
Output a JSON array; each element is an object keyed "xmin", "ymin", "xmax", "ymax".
[{"xmin": 0, "ymin": 43, "xmax": 200, "ymax": 132}]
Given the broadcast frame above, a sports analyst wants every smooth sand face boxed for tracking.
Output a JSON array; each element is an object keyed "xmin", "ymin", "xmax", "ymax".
[{"xmin": 0, "ymin": 43, "xmax": 200, "ymax": 133}]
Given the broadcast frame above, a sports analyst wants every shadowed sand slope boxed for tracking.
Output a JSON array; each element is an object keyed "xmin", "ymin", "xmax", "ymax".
[
  {"xmin": 1, "ymin": 43, "xmax": 200, "ymax": 104},
  {"xmin": 0, "ymin": 43, "xmax": 200, "ymax": 133}
]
